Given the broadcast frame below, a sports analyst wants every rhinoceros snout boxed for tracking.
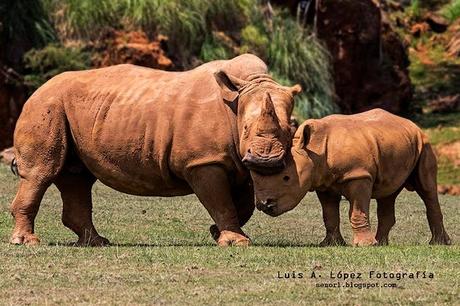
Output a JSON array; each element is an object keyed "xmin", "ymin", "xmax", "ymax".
[{"xmin": 256, "ymin": 199, "xmax": 278, "ymax": 216}]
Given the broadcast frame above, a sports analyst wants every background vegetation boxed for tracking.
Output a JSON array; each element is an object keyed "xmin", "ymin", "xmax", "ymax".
[{"xmin": 15, "ymin": 0, "xmax": 336, "ymax": 120}]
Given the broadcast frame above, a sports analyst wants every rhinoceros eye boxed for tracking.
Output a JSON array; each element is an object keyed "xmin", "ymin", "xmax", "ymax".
[{"xmin": 283, "ymin": 176, "xmax": 290, "ymax": 182}]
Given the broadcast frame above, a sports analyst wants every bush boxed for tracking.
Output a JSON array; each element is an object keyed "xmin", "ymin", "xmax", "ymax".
[
  {"xmin": 442, "ymin": 0, "xmax": 460, "ymax": 21},
  {"xmin": 267, "ymin": 17, "xmax": 337, "ymax": 119},
  {"xmin": 23, "ymin": 44, "xmax": 91, "ymax": 90},
  {"xmin": 38, "ymin": 0, "xmax": 336, "ymax": 119}
]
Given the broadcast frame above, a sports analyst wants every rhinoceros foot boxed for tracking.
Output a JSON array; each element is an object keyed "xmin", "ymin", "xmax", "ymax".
[
  {"xmin": 429, "ymin": 233, "xmax": 451, "ymax": 245},
  {"xmin": 10, "ymin": 233, "xmax": 40, "ymax": 246},
  {"xmin": 319, "ymin": 235, "xmax": 347, "ymax": 247},
  {"xmin": 217, "ymin": 230, "xmax": 251, "ymax": 247},
  {"xmin": 74, "ymin": 235, "xmax": 110, "ymax": 247},
  {"xmin": 352, "ymin": 231, "xmax": 378, "ymax": 247}
]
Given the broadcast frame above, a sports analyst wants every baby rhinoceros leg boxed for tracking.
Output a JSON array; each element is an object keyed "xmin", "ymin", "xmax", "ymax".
[
  {"xmin": 316, "ymin": 191, "xmax": 346, "ymax": 246},
  {"xmin": 344, "ymin": 179, "xmax": 377, "ymax": 247},
  {"xmin": 54, "ymin": 171, "xmax": 110, "ymax": 247},
  {"xmin": 375, "ymin": 192, "xmax": 398, "ymax": 246}
]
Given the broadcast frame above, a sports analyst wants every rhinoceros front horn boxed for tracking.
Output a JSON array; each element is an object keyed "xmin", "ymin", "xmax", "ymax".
[
  {"xmin": 256, "ymin": 93, "xmax": 281, "ymax": 135},
  {"xmin": 242, "ymin": 93, "xmax": 286, "ymax": 174}
]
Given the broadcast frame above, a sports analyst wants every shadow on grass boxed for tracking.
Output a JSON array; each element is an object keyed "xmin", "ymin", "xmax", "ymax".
[{"xmin": 46, "ymin": 241, "xmax": 322, "ymax": 248}]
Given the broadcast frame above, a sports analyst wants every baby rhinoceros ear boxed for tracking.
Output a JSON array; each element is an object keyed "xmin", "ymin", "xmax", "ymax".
[
  {"xmin": 295, "ymin": 122, "xmax": 314, "ymax": 151},
  {"xmin": 214, "ymin": 70, "xmax": 248, "ymax": 103}
]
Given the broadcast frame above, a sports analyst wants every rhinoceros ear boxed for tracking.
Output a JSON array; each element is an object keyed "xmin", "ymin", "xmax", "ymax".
[
  {"xmin": 290, "ymin": 84, "xmax": 302, "ymax": 96},
  {"xmin": 214, "ymin": 70, "xmax": 248, "ymax": 102},
  {"xmin": 295, "ymin": 123, "xmax": 312, "ymax": 150}
]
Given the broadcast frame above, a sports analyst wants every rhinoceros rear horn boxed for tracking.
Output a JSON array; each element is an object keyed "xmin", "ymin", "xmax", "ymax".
[
  {"xmin": 256, "ymin": 93, "xmax": 281, "ymax": 134},
  {"xmin": 214, "ymin": 70, "xmax": 248, "ymax": 102}
]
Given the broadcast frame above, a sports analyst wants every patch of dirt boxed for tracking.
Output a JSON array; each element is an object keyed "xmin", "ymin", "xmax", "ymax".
[
  {"xmin": 92, "ymin": 30, "xmax": 173, "ymax": 70},
  {"xmin": 0, "ymin": 147, "xmax": 14, "ymax": 166},
  {"xmin": 435, "ymin": 140, "xmax": 460, "ymax": 167},
  {"xmin": 434, "ymin": 140, "xmax": 460, "ymax": 196},
  {"xmin": 437, "ymin": 184, "xmax": 460, "ymax": 196}
]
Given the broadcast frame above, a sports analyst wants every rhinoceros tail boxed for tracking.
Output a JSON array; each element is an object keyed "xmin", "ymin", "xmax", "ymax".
[{"xmin": 11, "ymin": 158, "xmax": 19, "ymax": 176}]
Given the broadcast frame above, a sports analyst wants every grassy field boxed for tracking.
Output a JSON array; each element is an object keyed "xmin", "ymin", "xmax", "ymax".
[{"xmin": 0, "ymin": 165, "xmax": 458, "ymax": 305}]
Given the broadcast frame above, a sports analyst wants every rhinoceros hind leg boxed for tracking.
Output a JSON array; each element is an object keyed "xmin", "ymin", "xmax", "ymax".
[
  {"xmin": 344, "ymin": 179, "xmax": 377, "ymax": 247},
  {"xmin": 187, "ymin": 165, "xmax": 250, "ymax": 246},
  {"xmin": 316, "ymin": 191, "xmax": 347, "ymax": 247},
  {"xmin": 413, "ymin": 144, "xmax": 451, "ymax": 245},
  {"xmin": 375, "ymin": 191, "xmax": 399, "ymax": 246},
  {"xmin": 10, "ymin": 179, "xmax": 49, "ymax": 246},
  {"xmin": 54, "ymin": 171, "xmax": 110, "ymax": 247}
]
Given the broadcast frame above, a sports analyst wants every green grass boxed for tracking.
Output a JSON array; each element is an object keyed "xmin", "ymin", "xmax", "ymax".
[
  {"xmin": 0, "ymin": 166, "xmax": 458, "ymax": 305},
  {"xmin": 442, "ymin": 0, "xmax": 460, "ymax": 22}
]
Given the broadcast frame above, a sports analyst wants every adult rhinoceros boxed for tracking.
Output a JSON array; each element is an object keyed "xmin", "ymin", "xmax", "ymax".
[{"xmin": 9, "ymin": 54, "xmax": 301, "ymax": 246}]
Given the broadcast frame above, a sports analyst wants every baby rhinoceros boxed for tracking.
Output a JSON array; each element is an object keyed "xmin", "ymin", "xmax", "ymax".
[{"xmin": 251, "ymin": 109, "xmax": 451, "ymax": 246}]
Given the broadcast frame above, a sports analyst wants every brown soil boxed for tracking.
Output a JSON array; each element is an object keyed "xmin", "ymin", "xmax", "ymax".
[
  {"xmin": 436, "ymin": 139, "xmax": 460, "ymax": 167},
  {"xmin": 93, "ymin": 30, "xmax": 173, "ymax": 70}
]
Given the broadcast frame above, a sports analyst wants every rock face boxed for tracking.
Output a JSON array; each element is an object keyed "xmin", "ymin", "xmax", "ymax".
[
  {"xmin": 315, "ymin": 0, "xmax": 412, "ymax": 114},
  {"xmin": 93, "ymin": 30, "xmax": 173, "ymax": 70}
]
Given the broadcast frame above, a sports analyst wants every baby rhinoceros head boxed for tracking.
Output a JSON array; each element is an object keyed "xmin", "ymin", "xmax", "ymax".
[
  {"xmin": 214, "ymin": 70, "xmax": 301, "ymax": 175},
  {"xmin": 250, "ymin": 123, "xmax": 315, "ymax": 217}
]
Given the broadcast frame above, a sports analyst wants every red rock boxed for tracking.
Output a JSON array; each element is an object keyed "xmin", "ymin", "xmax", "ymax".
[{"xmin": 93, "ymin": 30, "xmax": 173, "ymax": 70}]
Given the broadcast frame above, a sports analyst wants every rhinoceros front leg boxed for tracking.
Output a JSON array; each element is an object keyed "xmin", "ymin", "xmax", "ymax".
[
  {"xmin": 344, "ymin": 179, "xmax": 377, "ymax": 247},
  {"xmin": 209, "ymin": 181, "xmax": 255, "ymax": 242},
  {"xmin": 186, "ymin": 165, "xmax": 250, "ymax": 246},
  {"xmin": 316, "ymin": 191, "xmax": 346, "ymax": 246},
  {"xmin": 54, "ymin": 171, "xmax": 110, "ymax": 247}
]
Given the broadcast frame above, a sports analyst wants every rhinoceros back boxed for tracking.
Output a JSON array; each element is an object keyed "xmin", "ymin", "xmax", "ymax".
[
  {"xmin": 19, "ymin": 59, "xmax": 255, "ymax": 196},
  {"xmin": 307, "ymin": 109, "xmax": 425, "ymax": 197}
]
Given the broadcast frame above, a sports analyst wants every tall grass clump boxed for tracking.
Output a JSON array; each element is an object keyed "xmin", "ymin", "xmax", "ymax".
[
  {"xmin": 267, "ymin": 17, "xmax": 337, "ymax": 119},
  {"xmin": 408, "ymin": 0, "xmax": 422, "ymax": 19},
  {"xmin": 43, "ymin": 0, "xmax": 254, "ymax": 66},
  {"xmin": 442, "ymin": 0, "xmax": 460, "ymax": 22},
  {"xmin": 23, "ymin": 44, "xmax": 91, "ymax": 90}
]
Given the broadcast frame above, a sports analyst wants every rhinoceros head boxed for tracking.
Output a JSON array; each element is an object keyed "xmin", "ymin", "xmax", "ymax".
[{"xmin": 214, "ymin": 70, "xmax": 301, "ymax": 174}]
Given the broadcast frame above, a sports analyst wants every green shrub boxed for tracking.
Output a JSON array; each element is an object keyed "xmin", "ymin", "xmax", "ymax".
[
  {"xmin": 23, "ymin": 44, "xmax": 91, "ymax": 90},
  {"xmin": 240, "ymin": 25, "xmax": 269, "ymax": 57},
  {"xmin": 442, "ymin": 0, "xmax": 460, "ymax": 21},
  {"xmin": 200, "ymin": 33, "xmax": 234, "ymax": 62},
  {"xmin": 38, "ymin": 0, "xmax": 336, "ymax": 119},
  {"xmin": 267, "ymin": 17, "xmax": 337, "ymax": 119}
]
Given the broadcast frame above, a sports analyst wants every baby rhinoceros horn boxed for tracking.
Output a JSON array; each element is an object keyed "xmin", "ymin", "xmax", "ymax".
[{"xmin": 256, "ymin": 93, "xmax": 281, "ymax": 135}]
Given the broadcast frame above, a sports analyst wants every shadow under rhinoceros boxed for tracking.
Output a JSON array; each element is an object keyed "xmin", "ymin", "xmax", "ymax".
[{"xmin": 46, "ymin": 241, "xmax": 321, "ymax": 248}]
